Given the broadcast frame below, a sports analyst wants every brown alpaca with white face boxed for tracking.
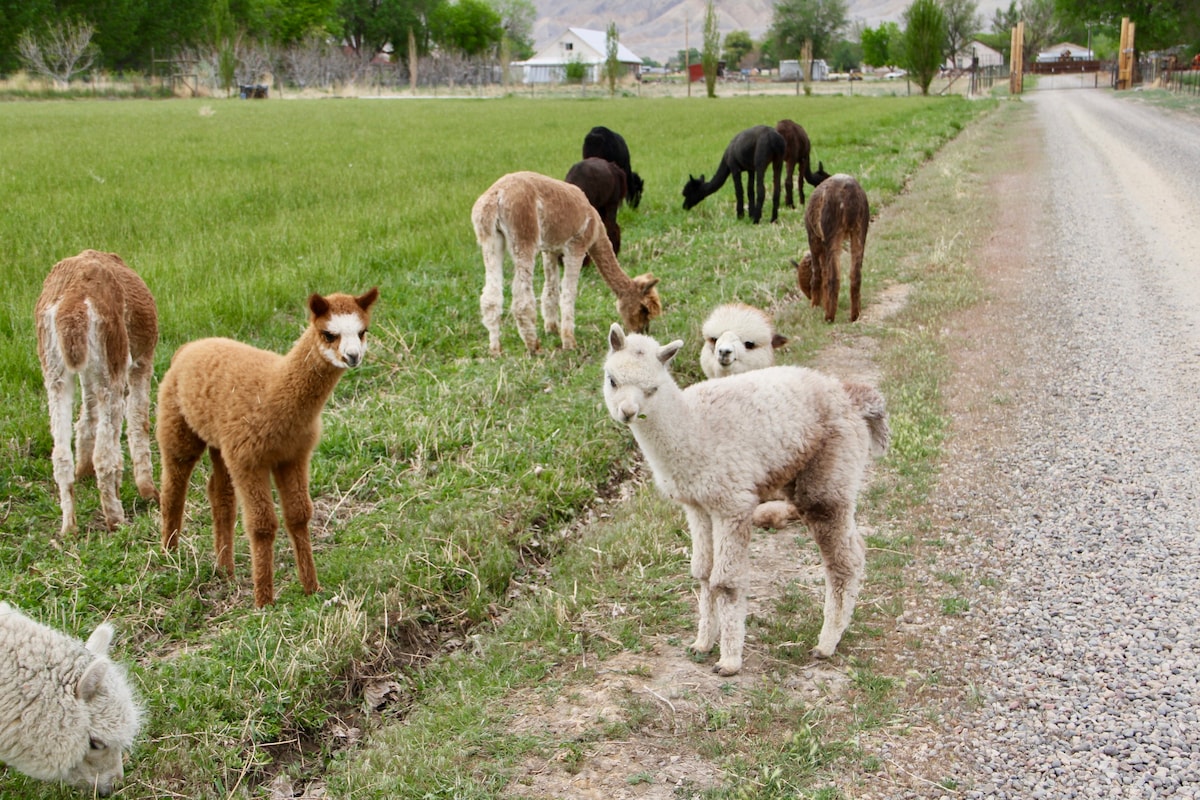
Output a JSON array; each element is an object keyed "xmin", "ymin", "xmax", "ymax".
[
  {"xmin": 157, "ymin": 288, "xmax": 378, "ymax": 607},
  {"xmin": 472, "ymin": 171, "xmax": 662, "ymax": 356},
  {"xmin": 795, "ymin": 174, "xmax": 870, "ymax": 323},
  {"xmin": 35, "ymin": 250, "xmax": 159, "ymax": 534}
]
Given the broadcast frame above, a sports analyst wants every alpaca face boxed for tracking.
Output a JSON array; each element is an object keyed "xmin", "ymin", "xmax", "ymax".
[
  {"xmin": 681, "ymin": 175, "xmax": 706, "ymax": 209},
  {"xmin": 66, "ymin": 625, "xmax": 141, "ymax": 796},
  {"xmin": 603, "ymin": 324, "xmax": 681, "ymax": 425},
  {"xmin": 309, "ymin": 288, "xmax": 378, "ymax": 369}
]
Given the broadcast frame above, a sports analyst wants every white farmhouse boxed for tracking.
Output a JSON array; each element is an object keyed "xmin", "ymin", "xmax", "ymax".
[{"xmin": 514, "ymin": 28, "xmax": 643, "ymax": 84}]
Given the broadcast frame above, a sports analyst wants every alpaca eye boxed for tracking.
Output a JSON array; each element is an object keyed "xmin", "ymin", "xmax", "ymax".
[
  {"xmin": 644, "ymin": 386, "xmax": 657, "ymax": 397},
  {"xmin": 707, "ymin": 337, "xmax": 718, "ymax": 346},
  {"xmin": 89, "ymin": 737, "xmax": 105, "ymax": 751},
  {"xmin": 321, "ymin": 331, "xmax": 337, "ymax": 344},
  {"xmin": 608, "ymin": 375, "xmax": 617, "ymax": 389},
  {"xmin": 360, "ymin": 329, "xmax": 369, "ymax": 339},
  {"xmin": 744, "ymin": 342, "xmax": 757, "ymax": 350}
]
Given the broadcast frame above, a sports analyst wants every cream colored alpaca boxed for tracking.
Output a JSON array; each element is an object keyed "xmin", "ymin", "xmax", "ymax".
[
  {"xmin": 699, "ymin": 303, "xmax": 788, "ymax": 380},
  {"xmin": 472, "ymin": 171, "xmax": 662, "ymax": 355},
  {"xmin": 157, "ymin": 288, "xmax": 379, "ymax": 607},
  {"xmin": 35, "ymin": 250, "xmax": 159, "ymax": 534}
]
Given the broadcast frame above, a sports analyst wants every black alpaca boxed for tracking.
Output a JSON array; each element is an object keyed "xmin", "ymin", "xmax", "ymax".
[
  {"xmin": 681, "ymin": 125, "xmax": 786, "ymax": 224},
  {"xmin": 582, "ymin": 126, "xmax": 644, "ymax": 209},
  {"xmin": 565, "ymin": 157, "xmax": 627, "ymax": 257},
  {"xmin": 775, "ymin": 119, "xmax": 831, "ymax": 208}
]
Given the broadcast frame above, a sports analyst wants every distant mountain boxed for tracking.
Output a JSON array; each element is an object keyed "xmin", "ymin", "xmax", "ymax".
[{"xmin": 531, "ymin": 0, "xmax": 1008, "ymax": 64}]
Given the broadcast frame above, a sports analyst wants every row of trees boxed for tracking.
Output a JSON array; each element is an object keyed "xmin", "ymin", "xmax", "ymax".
[{"xmin": 0, "ymin": 0, "xmax": 538, "ymax": 78}]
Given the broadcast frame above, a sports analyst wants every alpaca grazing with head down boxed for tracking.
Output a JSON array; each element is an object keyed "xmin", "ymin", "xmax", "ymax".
[
  {"xmin": 35, "ymin": 249, "xmax": 159, "ymax": 535},
  {"xmin": 472, "ymin": 171, "xmax": 662, "ymax": 356},
  {"xmin": 565, "ymin": 157, "xmax": 627, "ymax": 257},
  {"xmin": 795, "ymin": 174, "xmax": 870, "ymax": 323},
  {"xmin": 582, "ymin": 125, "xmax": 644, "ymax": 209},
  {"xmin": 682, "ymin": 124, "xmax": 786, "ymax": 224},
  {"xmin": 699, "ymin": 303, "xmax": 788, "ymax": 380},
  {"xmin": 604, "ymin": 324, "xmax": 889, "ymax": 675},
  {"xmin": 157, "ymin": 288, "xmax": 379, "ymax": 607},
  {"xmin": 775, "ymin": 119, "xmax": 831, "ymax": 208}
]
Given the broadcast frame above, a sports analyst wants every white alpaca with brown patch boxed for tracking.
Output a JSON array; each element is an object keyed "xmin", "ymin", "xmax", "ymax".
[
  {"xmin": 35, "ymin": 249, "xmax": 159, "ymax": 534},
  {"xmin": 604, "ymin": 324, "xmax": 888, "ymax": 675},
  {"xmin": 157, "ymin": 288, "xmax": 378, "ymax": 607},
  {"xmin": 699, "ymin": 303, "xmax": 788, "ymax": 380},
  {"xmin": 472, "ymin": 171, "xmax": 662, "ymax": 355}
]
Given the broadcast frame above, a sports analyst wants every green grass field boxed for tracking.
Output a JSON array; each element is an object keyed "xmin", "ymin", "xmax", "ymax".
[{"xmin": 0, "ymin": 93, "xmax": 997, "ymax": 798}]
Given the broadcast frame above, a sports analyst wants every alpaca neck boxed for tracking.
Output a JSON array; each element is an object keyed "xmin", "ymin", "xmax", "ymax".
[
  {"xmin": 587, "ymin": 233, "xmax": 636, "ymax": 293},
  {"xmin": 702, "ymin": 159, "xmax": 732, "ymax": 196},
  {"xmin": 272, "ymin": 329, "xmax": 346, "ymax": 415},
  {"xmin": 628, "ymin": 381, "xmax": 705, "ymax": 487}
]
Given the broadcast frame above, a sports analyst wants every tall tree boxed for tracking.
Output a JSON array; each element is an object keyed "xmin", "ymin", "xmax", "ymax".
[
  {"xmin": 702, "ymin": 0, "xmax": 719, "ymax": 97},
  {"xmin": 861, "ymin": 20, "xmax": 902, "ymax": 66},
  {"xmin": 942, "ymin": 0, "xmax": 981, "ymax": 67},
  {"xmin": 604, "ymin": 21, "xmax": 619, "ymax": 95},
  {"xmin": 0, "ymin": 0, "xmax": 55, "ymax": 74},
  {"xmin": 768, "ymin": 0, "xmax": 848, "ymax": 60},
  {"xmin": 990, "ymin": 0, "xmax": 1019, "ymax": 33},
  {"xmin": 429, "ymin": 0, "xmax": 501, "ymax": 56},
  {"xmin": 337, "ymin": 0, "xmax": 443, "ymax": 63},
  {"xmin": 722, "ymin": 29, "xmax": 753, "ymax": 69},
  {"xmin": 489, "ymin": 0, "xmax": 534, "ymax": 59},
  {"xmin": 1054, "ymin": 0, "xmax": 1191, "ymax": 52},
  {"xmin": 1019, "ymin": 0, "xmax": 1062, "ymax": 60},
  {"xmin": 903, "ymin": 0, "xmax": 946, "ymax": 94}
]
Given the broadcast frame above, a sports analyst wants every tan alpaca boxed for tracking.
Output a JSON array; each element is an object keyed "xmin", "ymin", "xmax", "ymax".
[
  {"xmin": 35, "ymin": 250, "xmax": 159, "ymax": 534},
  {"xmin": 472, "ymin": 171, "xmax": 662, "ymax": 355},
  {"xmin": 157, "ymin": 288, "xmax": 379, "ymax": 607}
]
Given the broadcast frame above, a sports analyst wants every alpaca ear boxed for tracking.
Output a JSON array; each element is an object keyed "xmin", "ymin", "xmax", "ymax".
[
  {"xmin": 77, "ymin": 659, "xmax": 108, "ymax": 702},
  {"xmin": 356, "ymin": 287, "xmax": 379, "ymax": 311},
  {"xmin": 85, "ymin": 622, "xmax": 114, "ymax": 656},
  {"xmin": 608, "ymin": 323, "xmax": 626, "ymax": 351},
  {"xmin": 309, "ymin": 293, "xmax": 330, "ymax": 319},
  {"xmin": 659, "ymin": 340, "xmax": 683, "ymax": 365},
  {"xmin": 772, "ymin": 334, "xmax": 789, "ymax": 350}
]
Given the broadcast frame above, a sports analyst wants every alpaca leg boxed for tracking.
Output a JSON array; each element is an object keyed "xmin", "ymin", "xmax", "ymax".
[
  {"xmin": 807, "ymin": 246, "xmax": 825, "ymax": 310},
  {"xmin": 157, "ymin": 392, "xmax": 205, "ymax": 551},
  {"xmin": 557, "ymin": 255, "xmax": 583, "ymax": 350},
  {"xmin": 808, "ymin": 506, "xmax": 866, "ymax": 658},
  {"xmin": 232, "ymin": 468, "xmax": 278, "ymax": 607},
  {"xmin": 479, "ymin": 235, "xmax": 507, "ymax": 356},
  {"xmin": 732, "ymin": 170, "xmax": 746, "ymax": 219},
  {"xmin": 752, "ymin": 168, "xmax": 766, "ymax": 224},
  {"xmin": 74, "ymin": 379, "xmax": 97, "ymax": 480},
  {"xmin": 849, "ymin": 234, "xmax": 865, "ymax": 322},
  {"xmin": 540, "ymin": 252, "xmax": 561, "ymax": 336},
  {"xmin": 784, "ymin": 161, "xmax": 796, "ymax": 208},
  {"xmin": 207, "ymin": 449, "xmax": 238, "ymax": 577},
  {"xmin": 823, "ymin": 250, "xmax": 841, "ymax": 323},
  {"xmin": 125, "ymin": 359, "xmax": 158, "ymax": 501},
  {"xmin": 684, "ymin": 504, "xmax": 718, "ymax": 655},
  {"xmin": 709, "ymin": 513, "xmax": 753, "ymax": 676},
  {"xmin": 86, "ymin": 373, "xmax": 126, "ymax": 531},
  {"xmin": 769, "ymin": 162, "xmax": 782, "ymax": 223},
  {"xmin": 509, "ymin": 253, "xmax": 540, "ymax": 354},
  {"xmin": 273, "ymin": 459, "xmax": 320, "ymax": 596},
  {"xmin": 43, "ymin": 361, "xmax": 78, "ymax": 534}
]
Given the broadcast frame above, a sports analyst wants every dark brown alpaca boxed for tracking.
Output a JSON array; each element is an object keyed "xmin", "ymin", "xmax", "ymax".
[
  {"xmin": 775, "ymin": 119, "xmax": 831, "ymax": 208},
  {"xmin": 565, "ymin": 157, "xmax": 627, "ymax": 257},
  {"xmin": 795, "ymin": 174, "xmax": 869, "ymax": 323}
]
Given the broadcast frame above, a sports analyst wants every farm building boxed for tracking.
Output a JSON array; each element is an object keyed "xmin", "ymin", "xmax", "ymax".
[
  {"xmin": 948, "ymin": 41, "xmax": 1005, "ymax": 69},
  {"xmin": 513, "ymin": 28, "xmax": 643, "ymax": 84},
  {"xmin": 1037, "ymin": 42, "xmax": 1094, "ymax": 62}
]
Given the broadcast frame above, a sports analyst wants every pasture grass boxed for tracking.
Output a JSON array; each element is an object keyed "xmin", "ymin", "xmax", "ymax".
[{"xmin": 0, "ymin": 92, "xmax": 1002, "ymax": 798}]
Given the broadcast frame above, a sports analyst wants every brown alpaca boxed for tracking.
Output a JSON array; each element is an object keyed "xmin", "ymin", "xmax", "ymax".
[
  {"xmin": 775, "ymin": 119, "xmax": 831, "ymax": 208},
  {"xmin": 795, "ymin": 174, "xmax": 870, "ymax": 323},
  {"xmin": 35, "ymin": 250, "xmax": 159, "ymax": 534},
  {"xmin": 472, "ymin": 171, "xmax": 662, "ymax": 356},
  {"xmin": 157, "ymin": 288, "xmax": 379, "ymax": 607}
]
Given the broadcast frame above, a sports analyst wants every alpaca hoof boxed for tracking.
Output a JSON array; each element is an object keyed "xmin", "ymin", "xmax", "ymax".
[
  {"xmin": 811, "ymin": 644, "xmax": 836, "ymax": 660},
  {"xmin": 139, "ymin": 484, "xmax": 160, "ymax": 502},
  {"xmin": 713, "ymin": 660, "xmax": 742, "ymax": 676}
]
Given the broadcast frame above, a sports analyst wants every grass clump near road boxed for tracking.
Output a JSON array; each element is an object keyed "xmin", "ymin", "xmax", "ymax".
[{"xmin": 0, "ymin": 92, "xmax": 1002, "ymax": 798}]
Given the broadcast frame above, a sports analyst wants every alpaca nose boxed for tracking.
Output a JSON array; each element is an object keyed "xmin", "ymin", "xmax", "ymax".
[
  {"xmin": 618, "ymin": 401, "xmax": 639, "ymax": 423},
  {"xmin": 344, "ymin": 352, "xmax": 360, "ymax": 368},
  {"xmin": 717, "ymin": 347, "xmax": 734, "ymax": 364}
]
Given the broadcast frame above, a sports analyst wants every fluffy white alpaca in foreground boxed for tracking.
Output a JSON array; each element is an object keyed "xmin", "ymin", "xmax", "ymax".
[
  {"xmin": 0, "ymin": 603, "xmax": 142, "ymax": 796},
  {"xmin": 699, "ymin": 303, "xmax": 788, "ymax": 379},
  {"xmin": 35, "ymin": 250, "xmax": 159, "ymax": 534},
  {"xmin": 604, "ymin": 324, "xmax": 889, "ymax": 675},
  {"xmin": 157, "ymin": 288, "xmax": 379, "ymax": 608}
]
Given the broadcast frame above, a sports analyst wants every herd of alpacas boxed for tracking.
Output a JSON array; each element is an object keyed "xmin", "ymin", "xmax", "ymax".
[{"xmin": 5, "ymin": 121, "xmax": 883, "ymax": 795}]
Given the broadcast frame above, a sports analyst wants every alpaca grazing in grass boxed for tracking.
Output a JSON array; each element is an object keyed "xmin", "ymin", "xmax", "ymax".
[
  {"xmin": 157, "ymin": 288, "xmax": 379, "ymax": 607},
  {"xmin": 604, "ymin": 324, "xmax": 889, "ymax": 675},
  {"xmin": 582, "ymin": 125, "xmax": 644, "ymax": 209},
  {"xmin": 775, "ymin": 119, "xmax": 831, "ymax": 208},
  {"xmin": 682, "ymin": 124, "xmax": 786, "ymax": 224},
  {"xmin": 699, "ymin": 303, "xmax": 788, "ymax": 380},
  {"xmin": 472, "ymin": 171, "xmax": 662, "ymax": 356},
  {"xmin": 35, "ymin": 249, "xmax": 159, "ymax": 535},
  {"xmin": 795, "ymin": 174, "xmax": 870, "ymax": 323},
  {"xmin": 565, "ymin": 157, "xmax": 627, "ymax": 257}
]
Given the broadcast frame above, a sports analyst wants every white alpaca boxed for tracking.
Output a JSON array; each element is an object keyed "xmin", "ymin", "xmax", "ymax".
[
  {"xmin": 35, "ymin": 250, "xmax": 159, "ymax": 534},
  {"xmin": 0, "ymin": 603, "xmax": 142, "ymax": 796},
  {"xmin": 699, "ymin": 303, "xmax": 788, "ymax": 380},
  {"xmin": 472, "ymin": 171, "xmax": 662, "ymax": 356},
  {"xmin": 157, "ymin": 288, "xmax": 379, "ymax": 608},
  {"xmin": 604, "ymin": 324, "xmax": 889, "ymax": 675}
]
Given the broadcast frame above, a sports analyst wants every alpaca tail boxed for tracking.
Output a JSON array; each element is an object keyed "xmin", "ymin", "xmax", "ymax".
[
  {"xmin": 52, "ymin": 292, "xmax": 94, "ymax": 372},
  {"xmin": 844, "ymin": 382, "xmax": 890, "ymax": 457}
]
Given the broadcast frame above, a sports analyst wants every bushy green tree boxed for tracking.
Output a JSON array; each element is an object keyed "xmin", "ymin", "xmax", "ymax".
[
  {"xmin": 702, "ymin": 0, "xmax": 719, "ymax": 97},
  {"xmin": 1054, "ymin": 0, "xmax": 1193, "ymax": 53},
  {"xmin": 861, "ymin": 20, "xmax": 902, "ymax": 65},
  {"xmin": 769, "ymin": 0, "xmax": 848, "ymax": 60},
  {"xmin": 0, "ymin": 0, "xmax": 53, "ymax": 74},
  {"xmin": 903, "ymin": 0, "xmax": 946, "ymax": 94},
  {"xmin": 722, "ymin": 29, "xmax": 753, "ymax": 69},
  {"xmin": 490, "ymin": 0, "xmax": 535, "ymax": 59},
  {"xmin": 429, "ymin": 0, "xmax": 502, "ymax": 56}
]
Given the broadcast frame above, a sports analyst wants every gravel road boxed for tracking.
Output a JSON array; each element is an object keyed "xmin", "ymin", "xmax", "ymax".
[{"xmin": 942, "ymin": 89, "xmax": 1200, "ymax": 798}]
